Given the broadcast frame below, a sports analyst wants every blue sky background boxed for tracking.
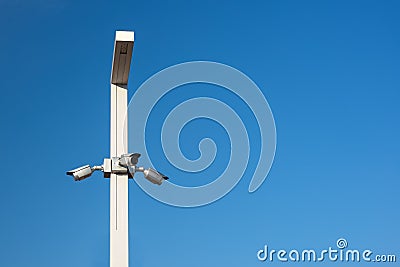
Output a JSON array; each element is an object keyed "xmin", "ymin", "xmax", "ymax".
[{"xmin": 0, "ymin": 0, "xmax": 399, "ymax": 266}]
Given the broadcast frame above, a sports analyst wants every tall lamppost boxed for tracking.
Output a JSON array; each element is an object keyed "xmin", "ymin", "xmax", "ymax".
[{"xmin": 66, "ymin": 31, "xmax": 168, "ymax": 267}]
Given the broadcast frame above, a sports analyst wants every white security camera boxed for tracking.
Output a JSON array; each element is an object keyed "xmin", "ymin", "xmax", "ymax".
[
  {"xmin": 119, "ymin": 153, "xmax": 141, "ymax": 167},
  {"xmin": 142, "ymin": 167, "xmax": 169, "ymax": 185},
  {"xmin": 66, "ymin": 165, "xmax": 94, "ymax": 181}
]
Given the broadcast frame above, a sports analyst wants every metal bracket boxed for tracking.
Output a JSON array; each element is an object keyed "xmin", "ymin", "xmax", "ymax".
[{"xmin": 103, "ymin": 153, "xmax": 141, "ymax": 179}]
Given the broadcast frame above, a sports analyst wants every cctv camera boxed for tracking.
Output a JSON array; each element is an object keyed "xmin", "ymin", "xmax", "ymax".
[
  {"xmin": 143, "ymin": 168, "xmax": 169, "ymax": 185},
  {"xmin": 119, "ymin": 153, "xmax": 141, "ymax": 167},
  {"xmin": 66, "ymin": 165, "xmax": 93, "ymax": 181}
]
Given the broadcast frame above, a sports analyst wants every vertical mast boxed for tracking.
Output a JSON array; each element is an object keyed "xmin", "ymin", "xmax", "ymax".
[{"xmin": 110, "ymin": 31, "xmax": 134, "ymax": 267}]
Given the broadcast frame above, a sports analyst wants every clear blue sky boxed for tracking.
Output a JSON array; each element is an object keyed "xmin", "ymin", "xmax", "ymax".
[{"xmin": 0, "ymin": 0, "xmax": 399, "ymax": 266}]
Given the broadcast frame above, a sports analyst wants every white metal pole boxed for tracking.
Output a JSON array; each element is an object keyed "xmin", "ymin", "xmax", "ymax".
[
  {"xmin": 110, "ymin": 31, "xmax": 134, "ymax": 267},
  {"xmin": 110, "ymin": 84, "xmax": 129, "ymax": 267}
]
